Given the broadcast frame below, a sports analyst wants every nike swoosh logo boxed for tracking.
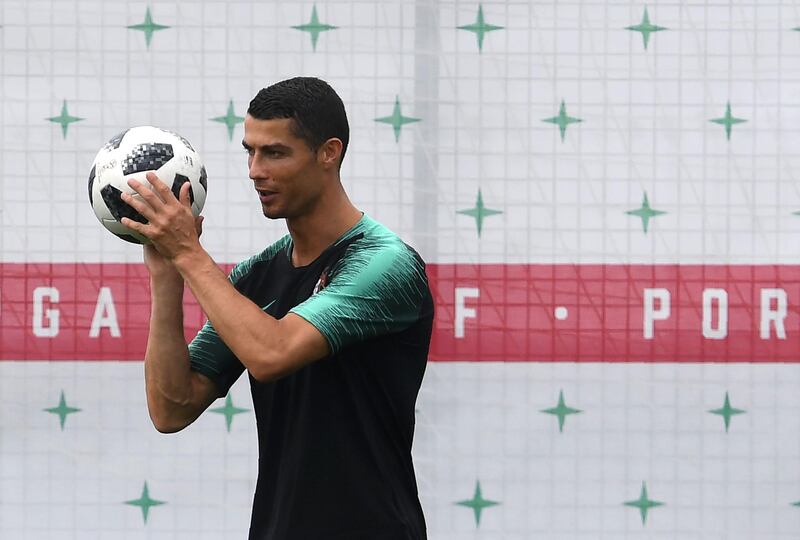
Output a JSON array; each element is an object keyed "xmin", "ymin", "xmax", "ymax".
[{"xmin": 261, "ymin": 300, "xmax": 276, "ymax": 312}]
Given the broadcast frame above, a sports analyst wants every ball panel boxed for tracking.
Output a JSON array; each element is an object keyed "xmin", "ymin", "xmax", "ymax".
[
  {"xmin": 100, "ymin": 184, "xmax": 147, "ymax": 224},
  {"xmin": 113, "ymin": 232, "xmax": 145, "ymax": 244},
  {"xmin": 103, "ymin": 129, "xmax": 129, "ymax": 150},
  {"xmin": 162, "ymin": 128, "xmax": 195, "ymax": 151},
  {"xmin": 88, "ymin": 164, "xmax": 96, "ymax": 206},
  {"xmin": 101, "ymin": 218, "xmax": 149, "ymax": 244},
  {"xmin": 199, "ymin": 165, "xmax": 207, "ymax": 192},
  {"xmin": 122, "ymin": 143, "xmax": 174, "ymax": 176},
  {"xmin": 172, "ymin": 174, "xmax": 195, "ymax": 204}
]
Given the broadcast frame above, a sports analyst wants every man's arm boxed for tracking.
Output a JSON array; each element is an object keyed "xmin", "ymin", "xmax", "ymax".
[
  {"xmin": 122, "ymin": 174, "xmax": 330, "ymax": 384},
  {"xmin": 172, "ymin": 249, "xmax": 330, "ymax": 382},
  {"xmin": 143, "ymin": 245, "xmax": 218, "ymax": 433}
]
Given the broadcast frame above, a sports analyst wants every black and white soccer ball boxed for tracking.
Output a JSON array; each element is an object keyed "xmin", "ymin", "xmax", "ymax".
[{"xmin": 88, "ymin": 126, "xmax": 207, "ymax": 244}]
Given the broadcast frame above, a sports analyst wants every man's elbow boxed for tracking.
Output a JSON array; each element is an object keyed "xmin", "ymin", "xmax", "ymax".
[
  {"xmin": 147, "ymin": 402, "xmax": 193, "ymax": 433},
  {"xmin": 151, "ymin": 416, "xmax": 188, "ymax": 434},
  {"xmin": 248, "ymin": 361, "xmax": 281, "ymax": 384},
  {"xmin": 245, "ymin": 316, "xmax": 329, "ymax": 383},
  {"xmin": 247, "ymin": 351, "xmax": 294, "ymax": 384}
]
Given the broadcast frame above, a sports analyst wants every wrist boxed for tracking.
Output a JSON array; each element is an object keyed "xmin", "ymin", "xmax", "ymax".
[
  {"xmin": 172, "ymin": 248, "xmax": 213, "ymax": 280},
  {"xmin": 148, "ymin": 263, "xmax": 182, "ymax": 281},
  {"xmin": 149, "ymin": 272, "xmax": 185, "ymax": 297}
]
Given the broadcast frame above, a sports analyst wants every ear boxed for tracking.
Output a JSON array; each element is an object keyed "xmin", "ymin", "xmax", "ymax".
[{"xmin": 317, "ymin": 138, "xmax": 343, "ymax": 170}]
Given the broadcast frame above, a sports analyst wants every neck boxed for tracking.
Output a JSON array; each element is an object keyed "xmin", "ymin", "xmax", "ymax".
[{"xmin": 286, "ymin": 187, "xmax": 362, "ymax": 267}]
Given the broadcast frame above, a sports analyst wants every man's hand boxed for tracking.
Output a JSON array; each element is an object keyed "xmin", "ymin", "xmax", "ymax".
[
  {"xmin": 120, "ymin": 171, "xmax": 201, "ymax": 262},
  {"xmin": 142, "ymin": 215, "xmax": 204, "ymax": 283}
]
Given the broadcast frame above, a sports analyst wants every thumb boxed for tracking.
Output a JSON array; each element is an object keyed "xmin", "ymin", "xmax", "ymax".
[{"xmin": 179, "ymin": 181, "xmax": 192, "ymax": 207}]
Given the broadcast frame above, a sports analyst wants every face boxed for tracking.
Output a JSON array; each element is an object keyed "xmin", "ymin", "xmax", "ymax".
[{"xmin": 242, "ymin": 115, "xmax": 326, "ymax": 220}]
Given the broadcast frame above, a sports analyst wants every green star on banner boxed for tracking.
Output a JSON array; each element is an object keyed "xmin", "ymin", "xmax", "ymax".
[
  {"xmin": 457, "ymin": 4, "xmax": 503, "ymax": 52},
  {"xmin": 710, "ymin": 102, "xmax": 747, "ymax": 140},
  {"xmin": 457, "ymin": 189, "xmax": 502, "ymax": 237},
  {"xmin": 211, "ymin": 99, "xmax": 245, "ymax": 141},
  {"xmin": 127, "ymin": 6, "xmax": 169, "ymax": 48},
  {"xmin": 624, "ymin": 482, "xmax": 664, "ymax": 525},
  {"xmin": 709, "ymin": 392, "xmax": 745, "ymax": 432},
  {"xmin": 124, "ymin": 482, "xmax": 166, "ymax": 524},
  {"xmin": 541, "ymin": 389, "xmax": 582, "ymax": 433},
  {"xmin": 292, "ymin": 4, "xmax": 337, "ymax": 51},
  {"xmin": 210, "ymin": 393, "xmax": 249, "ymax": 432},
  {"xmin": 374, "ymin": 96, "xmax": 420, "ymax": 142},
  {"xmin": 47, "ymin": 100, "xmax": 84, "ymax": 139},
  {"xmin": 626, "ymin": 191, "xmax": 666, "ymax": 234},
  {"xmin": 542, "ymin": 100, "xmax": 582, "ymax": 142},
  {"xmin": 626, "ymin": 7, "xmax": 667, "ymax": 50},
  {"xmin": 43, "ymin": 390, "xmax": 81, "ymax": 430},
  {"xmin": 455, "ymin": 480, "xmax": 500, "ymax": 528}
]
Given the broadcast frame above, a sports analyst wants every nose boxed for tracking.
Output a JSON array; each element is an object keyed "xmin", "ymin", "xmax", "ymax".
[{"xmin": 248, "ymin": 154, "xmax": 267, "ymax": 181}]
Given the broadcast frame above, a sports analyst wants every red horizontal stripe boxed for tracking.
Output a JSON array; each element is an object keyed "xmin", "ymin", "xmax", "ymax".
[{"xmin": 1, "ymin": 263, "xmax": 798, "ymax": 362}]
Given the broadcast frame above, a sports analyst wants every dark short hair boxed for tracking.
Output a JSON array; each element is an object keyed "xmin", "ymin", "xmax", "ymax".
[{"xmin": 248, "ymin": 77, "xmax": 349, "ymax": 166}]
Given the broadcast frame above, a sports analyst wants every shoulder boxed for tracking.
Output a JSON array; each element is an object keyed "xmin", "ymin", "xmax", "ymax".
[
  {"xmin": 228, "ymin": 235, "xmax": 291, "ymax": 285},
  {"xmin": 340, "ymin": 216, "xmax": 425, "ymax": 269},
  {"xmin": 332, "ymin": 216, "xmax": 428, "ymax": 291},
  {"xmin": 289, "ymin": 216, "xmax": 430, "ymax": 353}
]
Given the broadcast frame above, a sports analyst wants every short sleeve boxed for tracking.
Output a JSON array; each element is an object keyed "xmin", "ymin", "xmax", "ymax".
[
  {"xmin": 187, "ymin": 237, "xmax": 291, "ymax": 395},
  {"xmin": 186, "ymin": 254, "xmax": 259, "ymax": 398},
  {"xmin": 188, "ymin": 320, "xmax": 245, "ymax": 398},
  {"xmin": 289, "ymin": 240, "xmax": 429, "ymax": 354}
]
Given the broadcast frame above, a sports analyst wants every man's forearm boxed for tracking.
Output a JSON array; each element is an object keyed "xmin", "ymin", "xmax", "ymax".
[
  {"xmin": 173, "ymin": 249, "xmax": 285, "ymax": 381},
  {"xmin": 144, "ymin": 275, "xmax": 198, "ymax": 431}
]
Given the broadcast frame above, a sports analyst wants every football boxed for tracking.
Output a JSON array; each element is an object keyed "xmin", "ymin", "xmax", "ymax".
[{"xmin": 88, "ymin": 126, "xmax": 207, "ymax": 244}]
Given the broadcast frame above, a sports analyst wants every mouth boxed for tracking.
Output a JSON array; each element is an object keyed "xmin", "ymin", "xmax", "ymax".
[{"xmin": 256, "ymin": 189, "xmax": 278, "ymax": 203}]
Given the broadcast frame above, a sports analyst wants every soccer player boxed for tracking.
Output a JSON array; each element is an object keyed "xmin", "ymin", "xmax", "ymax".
[{"xmin": 120, "ymin": 77, "xmax": 433, "ymax": 539}]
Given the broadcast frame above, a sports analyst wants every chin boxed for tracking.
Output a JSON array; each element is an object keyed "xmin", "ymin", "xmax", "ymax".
[{"xmin": 261, "ymin": 205, "xmax": 289, "ymax": 220}]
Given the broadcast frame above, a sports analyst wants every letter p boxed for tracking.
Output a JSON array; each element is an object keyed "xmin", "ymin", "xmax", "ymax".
[{"xmin": 643, "ymin": 288, "xmax": 670, "ymax": 340}]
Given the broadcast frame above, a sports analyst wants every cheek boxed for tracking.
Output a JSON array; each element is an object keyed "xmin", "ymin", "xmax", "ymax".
[{"xmin": 279, "ymin": 159, "xmax": 309, "ymax": 184}]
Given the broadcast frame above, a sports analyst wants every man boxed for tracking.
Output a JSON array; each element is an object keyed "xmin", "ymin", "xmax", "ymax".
[{"xmin": 120, "ymin": 77, "xmax": 433, "ymax": 539}]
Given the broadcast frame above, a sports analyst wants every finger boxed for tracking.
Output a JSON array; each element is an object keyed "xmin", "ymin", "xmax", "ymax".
[
  {"xmin": 145, "ymin": 171, "xmax": 176, "ymax": 203},
  {"xmin": 120, "ymin": 190, "xmax": 155, "ymax": 220},
  {"xmin": 179, "ymin": 180, "xmax": 192, "ymax": 208},
  {"xmin": 120, "ymin": 216, "xmax": 148, "ymax": 236},
  {"xmin": 195, "ymin": 215, "xmax": 204, "ymax": 237},
  {"xmin": 127, "ymin": 178, "xmax": 164, "ymax": 209}
]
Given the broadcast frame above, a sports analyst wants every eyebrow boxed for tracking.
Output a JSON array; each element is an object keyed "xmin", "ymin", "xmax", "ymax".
[{"xmin": 241, "ymin": 140, "xmax": 292, "ymax": 153}]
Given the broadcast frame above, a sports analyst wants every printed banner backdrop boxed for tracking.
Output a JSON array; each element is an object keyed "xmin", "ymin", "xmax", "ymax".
[{"xmin": 2, "ymin": 1, "xmax": 800, "ymax": 538}]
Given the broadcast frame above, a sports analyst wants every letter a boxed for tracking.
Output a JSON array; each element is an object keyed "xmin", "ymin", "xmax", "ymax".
[{"xmin": 90, "ymin": 287, "xmax": 121, "ymax": 338}]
